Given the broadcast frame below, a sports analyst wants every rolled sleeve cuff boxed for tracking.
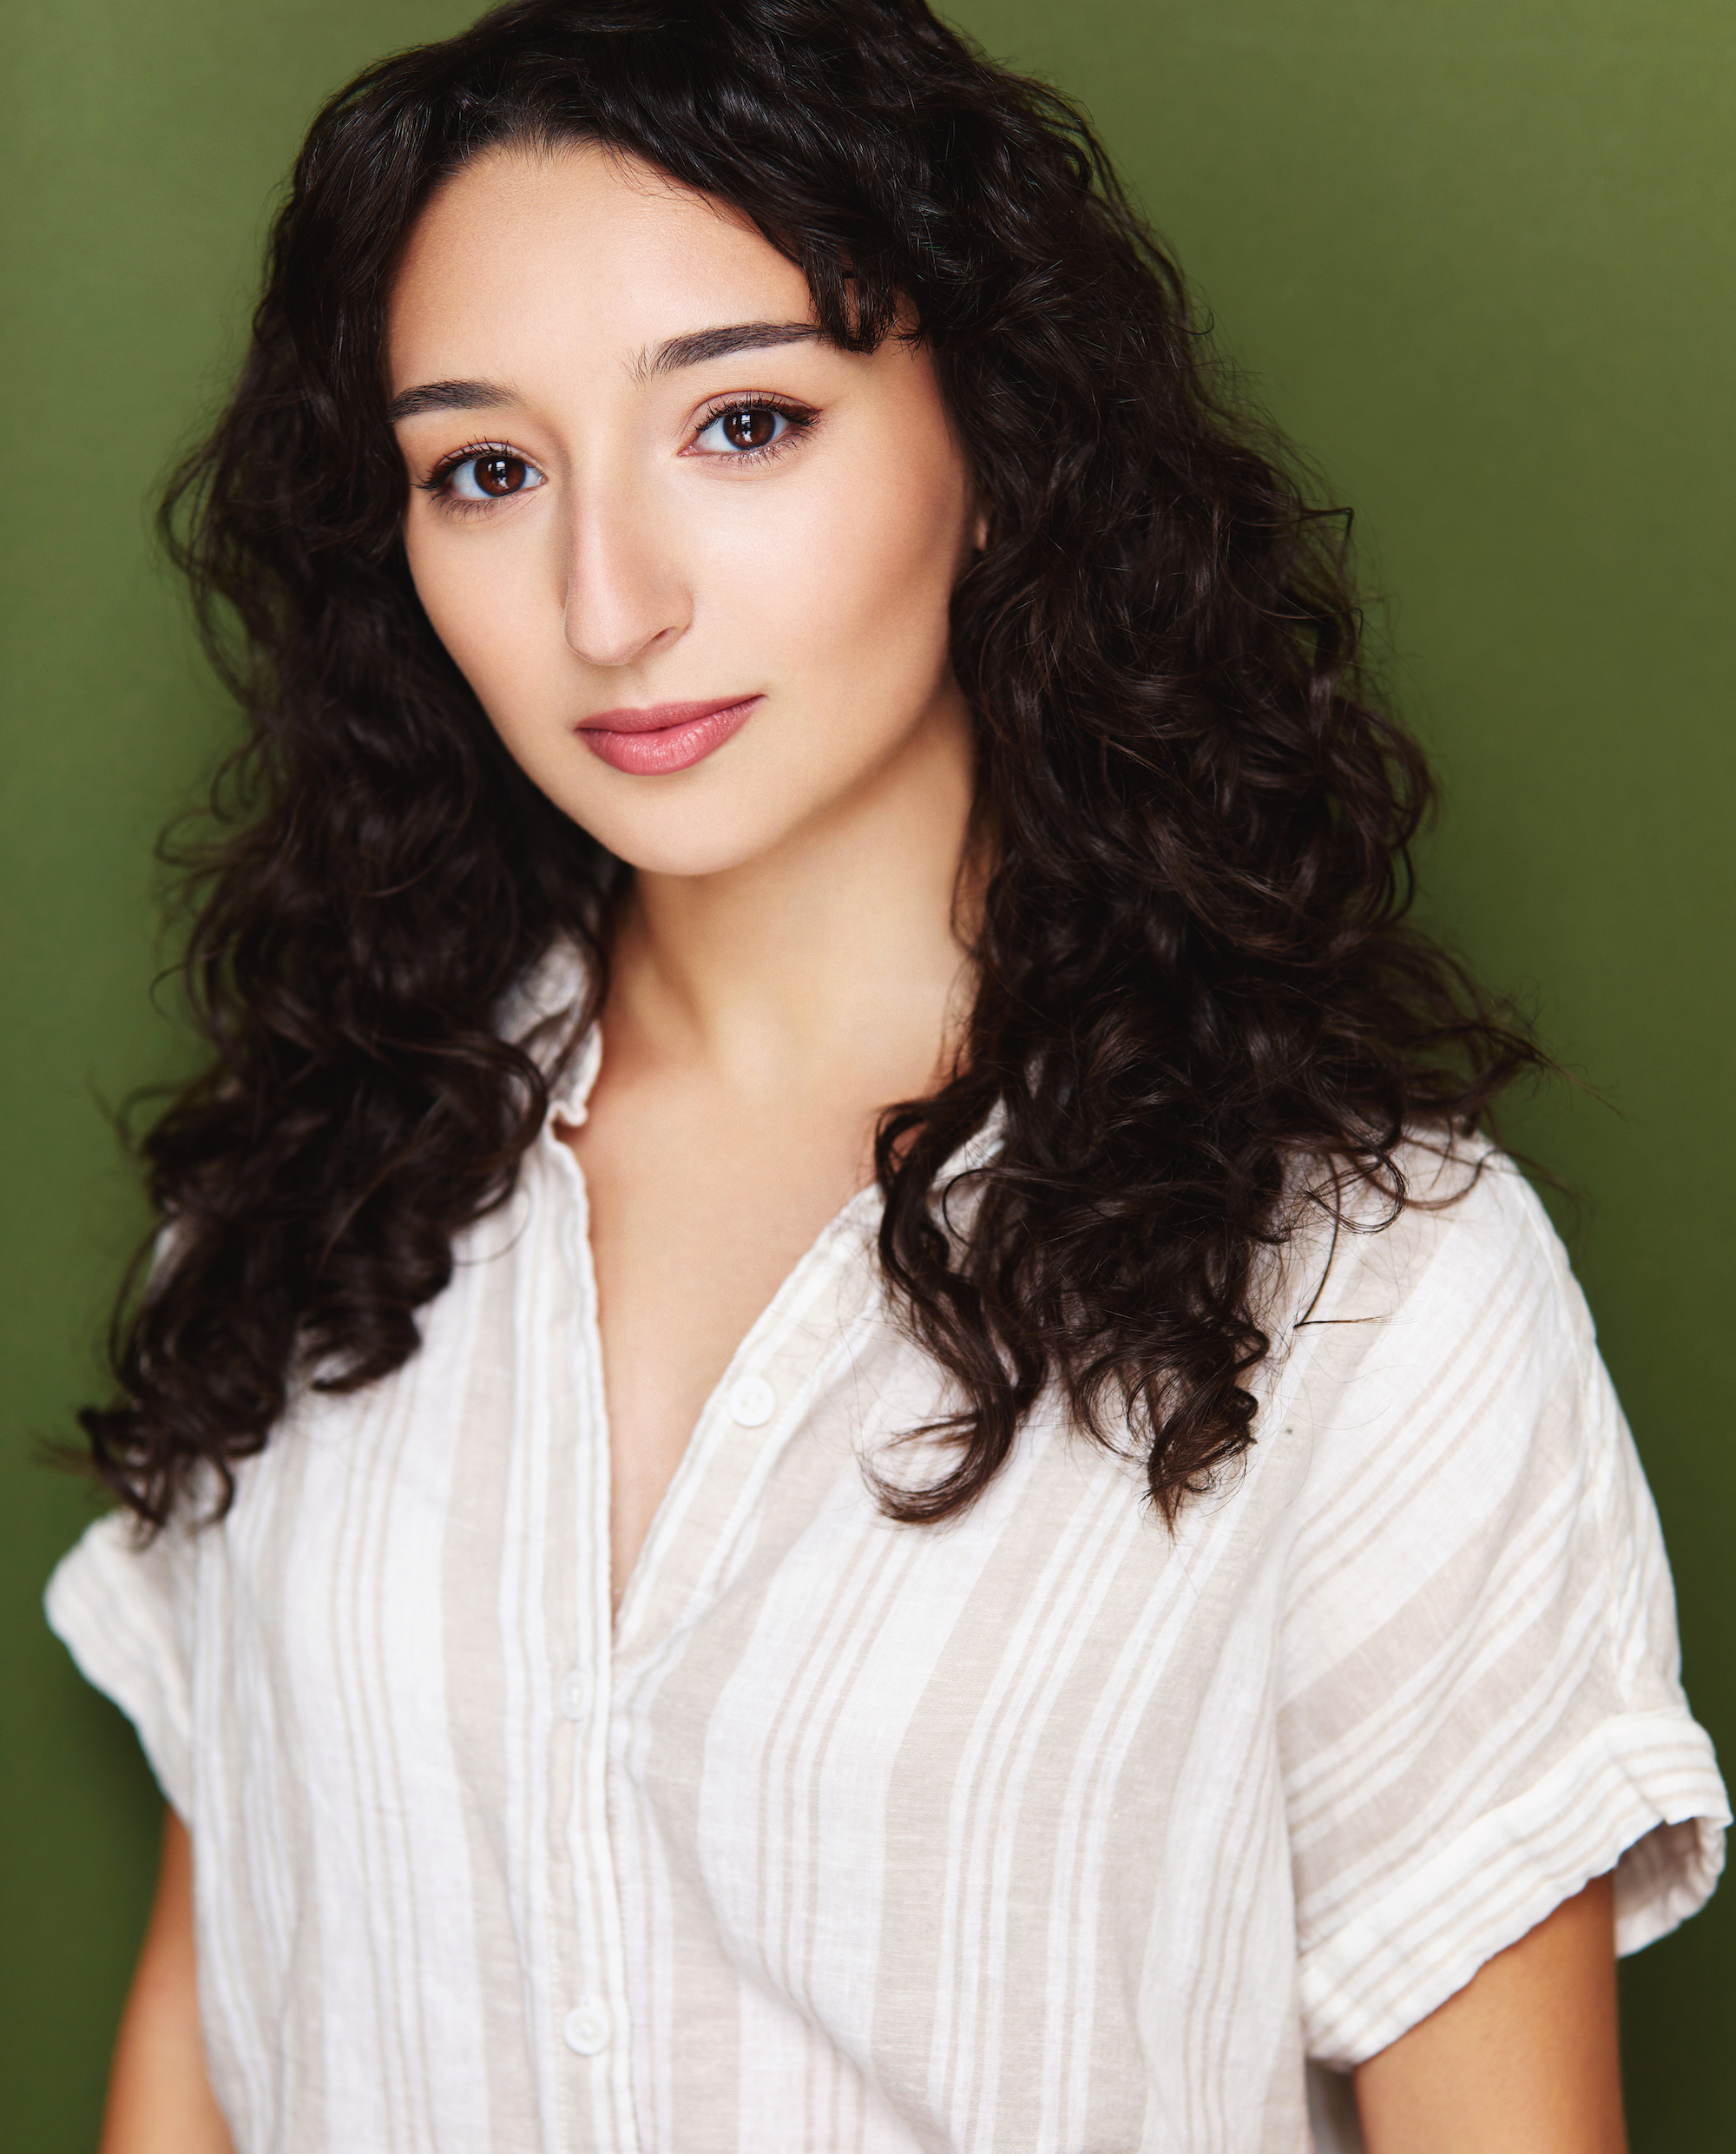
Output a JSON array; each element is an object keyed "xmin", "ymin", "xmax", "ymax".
[{"xmin": 1299, "ymin": 1709, "xmax": 1728, "ymax": 2069}]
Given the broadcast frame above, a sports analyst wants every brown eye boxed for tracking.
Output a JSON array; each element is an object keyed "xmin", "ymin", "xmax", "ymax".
[
  {"xmin": 720, "ymin": 406, "xmax": 778, "ymax": 450},
  {"xmin": 444, "ymin": 450, "xmax": 546, "ymax": 504},
  {"xmin": 694, "ymin": 402, "xmax": 797, "ymax": 455},
  {"xmin": 476, "ymin": 454, "xmax": 526, "ymax": 495}
]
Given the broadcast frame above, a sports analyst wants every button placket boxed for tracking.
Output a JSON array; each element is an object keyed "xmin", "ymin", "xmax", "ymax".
[
  {"xmin": 727, "ymin": 1373, "xmax": 777, "ymax": 1427},
  {"xmin": 546, "ymin": 1131, "xmax": 876, "ymax": 2138},
  {"xmin": 549, "ymin": 1133, "xmax": 637, "ymax": 2138},
  {"xmin": 562, "ymin": 1999, "xmax": 612, "ymax": 2056}
]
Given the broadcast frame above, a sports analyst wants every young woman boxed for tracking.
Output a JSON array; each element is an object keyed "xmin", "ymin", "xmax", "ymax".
[{"xmin": 47, "ymin": 2, "xmax": 1725, "ymax": 2149}]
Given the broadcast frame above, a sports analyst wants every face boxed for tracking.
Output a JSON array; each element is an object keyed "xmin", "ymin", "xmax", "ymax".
[{"xmin": 387, "ymin": 142, "xmax": 982, "ymax": 879}]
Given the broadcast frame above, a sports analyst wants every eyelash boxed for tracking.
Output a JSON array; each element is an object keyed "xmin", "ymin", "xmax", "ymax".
[
  {"xmin": 687, "ymin": 392, "xmax": 819, "ymax": 464},
  {"xmin": 416, "ymin": 440, "xmax": 534, "ymax": 517},
  {"xmin": 415, "ymin": 394, "xmax": 819, "ymax": 514}
]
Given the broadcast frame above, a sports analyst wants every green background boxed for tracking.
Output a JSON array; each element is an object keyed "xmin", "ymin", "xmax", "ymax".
[{"xmin": 3, "ymin": 0, "xmax": 1730, "ymax": 2143}]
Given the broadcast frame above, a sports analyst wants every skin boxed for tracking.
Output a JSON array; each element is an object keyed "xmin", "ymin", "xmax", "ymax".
[
  {"xmin": 1356, "ymin": 1871, "xmax": 1626, "ymax": 2151},
  {"xmin": 102, "ymin": 142, "xmax": 1628, "ymax": 2150},
  {"xmin": 390, "ymin": 143, "xmax": 984, "ymax": 1610},
  {"xmin": 100, "ymin": 1814, "xmax": 233, "ymax": 2154}
]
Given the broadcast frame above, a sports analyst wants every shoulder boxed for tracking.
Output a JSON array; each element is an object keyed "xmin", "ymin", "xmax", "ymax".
[
  {"xmin": 1259, "ymin": 1132, "xmax": 1615, "ymax": 1547},
  {"xmin": 1268, "ymin": 1137, "xmax": 1727, "ymax": 2067},
  {"xmin": 44, "ymin": 1509, "xmax": 197, "ymax": 1819},
  {"xmin": 1280, "ymin": 1133, "xmax": 1590, "ymax": 1373}
]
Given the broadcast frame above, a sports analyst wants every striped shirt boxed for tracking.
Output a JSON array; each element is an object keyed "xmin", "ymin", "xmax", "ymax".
[{"xmin": 46, "ymin": 962, "xmax": 1726, "ymax": 2153}]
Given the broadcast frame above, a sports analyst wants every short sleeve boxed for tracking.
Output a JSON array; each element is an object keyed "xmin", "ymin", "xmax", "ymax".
[
  {"xmin": 1275, "ymin": 1146, "xmax": 1727, "ymax": 2070},
  {"xmin": 45, "ymin": 1510, "xmax": 195, "ymax": 1821}
]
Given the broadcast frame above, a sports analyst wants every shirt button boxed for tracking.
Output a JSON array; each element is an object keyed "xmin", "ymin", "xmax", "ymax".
[
  {"xmin": 562, "ymin": 2000, "xmax": 611, "ymax": 2055},
  {"xmin": 558, "ymin": 1669, "xmax": 592, "ymax": 1722},
  {"xmin": 727, "ymin": 1374, "xmax": 776, "ymax": 1427}
]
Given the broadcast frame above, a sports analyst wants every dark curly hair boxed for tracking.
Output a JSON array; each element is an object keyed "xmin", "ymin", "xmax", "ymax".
[{"xmin": 82, "ymin": 0, "xmax": 1538, "ymax": 1529}]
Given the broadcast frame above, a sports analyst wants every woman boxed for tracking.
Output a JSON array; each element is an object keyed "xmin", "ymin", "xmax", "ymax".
[{"xmin": 47, "ymin": 1, "xmax": 1724, "ymax": 2148}]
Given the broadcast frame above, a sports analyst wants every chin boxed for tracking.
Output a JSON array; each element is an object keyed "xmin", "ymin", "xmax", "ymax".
[{"xmin": 559, "ymin": 791, "xmax": 812, "ymax": 881}]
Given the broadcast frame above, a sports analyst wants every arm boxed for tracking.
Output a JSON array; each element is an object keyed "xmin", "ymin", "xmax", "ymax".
[
  {"xmin": 100, "ymin": 1809, "xmax": 234, "ymax": 2154},
  {"xmin": 1354, "ymin": 1872, "xmax": 1625, "ymax": 2153}
]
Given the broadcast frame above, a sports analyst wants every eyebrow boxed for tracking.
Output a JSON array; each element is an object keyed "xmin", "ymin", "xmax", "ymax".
[
  {"xmin": 634, "ymin": 319, "xmax": 820, "ymax": 381},
  {"xmin": 386, "ymin": 379, "xmax": 512, "ymax": 423},
  {"xmin": 386, "ymin": 321, "xmax": 821, "ymax": 423}
]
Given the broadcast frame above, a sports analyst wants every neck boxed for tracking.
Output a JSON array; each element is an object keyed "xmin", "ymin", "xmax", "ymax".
[{"xmin": 605, "ymin": 688, "xmax": 977, "ymax": 1098}]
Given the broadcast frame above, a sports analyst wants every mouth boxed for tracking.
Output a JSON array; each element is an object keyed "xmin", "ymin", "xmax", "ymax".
[{"xmin": 574, "ymin": 695, "xmax": 762, "ymax": 776}]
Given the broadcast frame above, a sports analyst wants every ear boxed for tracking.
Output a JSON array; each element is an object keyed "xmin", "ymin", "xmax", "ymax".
[{"xmin": 971, "ymin": 501, "xmax": 992, "ymax": 551}]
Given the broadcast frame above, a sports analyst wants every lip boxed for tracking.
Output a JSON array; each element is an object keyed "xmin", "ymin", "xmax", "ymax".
[{"xmin": 575, "ymin": 695, "xmax": 762, "ymax": 775}]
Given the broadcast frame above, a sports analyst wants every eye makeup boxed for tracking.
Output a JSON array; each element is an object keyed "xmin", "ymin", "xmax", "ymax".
[
  {"xmin": 416, "ymin": 440, "xmax": 547, "ymax": 512},
  {"xmin": 683, "ymin": 392, "xmax": 819, "ymax": 464}
]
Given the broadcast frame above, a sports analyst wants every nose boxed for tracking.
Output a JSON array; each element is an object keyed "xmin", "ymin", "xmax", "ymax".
[{"xmin": 560, "ymin": 486, "xmax": 690, "ymax": 669}]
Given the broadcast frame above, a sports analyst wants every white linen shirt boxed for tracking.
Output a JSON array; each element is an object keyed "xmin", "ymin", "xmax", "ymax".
[{"xmin": 47, "ymin": 989, "xmax": 1726, "ymax": 2154}]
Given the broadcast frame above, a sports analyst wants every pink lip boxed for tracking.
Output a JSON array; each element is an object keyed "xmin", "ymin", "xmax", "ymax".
[{"xmin": 575, "ymin": 695, "xmax": 761, "ymax": 775}]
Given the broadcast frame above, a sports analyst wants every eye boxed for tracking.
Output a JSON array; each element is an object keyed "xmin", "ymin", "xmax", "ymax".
[
  {"xmin": 690, "ymin": 400, "xmax": 807, "ymax": 456},
  {"xmin": 426, "ymin": 446, "xmax": 547, "ymax": 504}
]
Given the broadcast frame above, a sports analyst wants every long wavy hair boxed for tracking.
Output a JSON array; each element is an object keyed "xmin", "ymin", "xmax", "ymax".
[{"xmin": 83, "ymin": 0, "xmax": 1538, "ymax": 1529}]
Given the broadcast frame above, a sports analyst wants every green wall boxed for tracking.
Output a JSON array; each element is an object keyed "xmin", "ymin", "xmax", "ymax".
[{"xmin": 2, "ymin": 2, "xmax": 1728, "ymax": 2144}]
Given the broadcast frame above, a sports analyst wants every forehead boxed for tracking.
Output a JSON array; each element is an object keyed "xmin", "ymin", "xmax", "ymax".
[{"xmin": 386, "ymin": 142, "xmax": 815, "ymax": 388}]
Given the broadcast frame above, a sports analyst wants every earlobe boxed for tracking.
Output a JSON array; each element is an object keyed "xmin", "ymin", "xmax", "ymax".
[{"xmin": 971, "ymin": 505, "xmax": 991, "ymax": 552}]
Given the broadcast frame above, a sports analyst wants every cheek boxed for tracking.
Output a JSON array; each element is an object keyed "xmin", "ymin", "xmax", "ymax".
[
  {"xmin": 731, "ymin": 442, "xmax": 968, "ymax": 695},
  {"xmin": 404, "ymin": 526, "xmax": 551, "ymax": 720}
]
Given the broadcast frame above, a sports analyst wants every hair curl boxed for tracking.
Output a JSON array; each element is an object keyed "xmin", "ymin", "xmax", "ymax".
[{"xmin": 82, "ymin": 0, "xmax": 1540, "ymax": 1529}]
